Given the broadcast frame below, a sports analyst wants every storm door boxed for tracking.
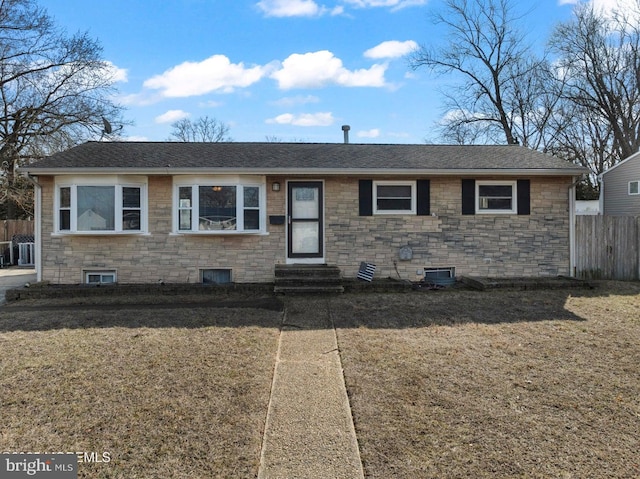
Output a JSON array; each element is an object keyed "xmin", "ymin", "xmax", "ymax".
[{"xmin": 287, "ymin": 181, "xmax": 324, "ymax": 260}]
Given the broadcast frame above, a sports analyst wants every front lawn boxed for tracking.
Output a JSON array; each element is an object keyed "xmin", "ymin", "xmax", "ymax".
[
  {"xmin": 333, "ymin": 282, "xmax": 640, "ymax": 478},
  {"xmin": 0, "ymin": 304, "xmax": 281, "ymax": 478},
  {"xmin": 2, "ymin": 283, "xmax": 639, "ymax": 478}
]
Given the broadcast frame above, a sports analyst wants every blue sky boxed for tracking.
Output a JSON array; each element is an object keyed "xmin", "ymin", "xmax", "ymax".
[{"xmin": 38, "ymin": 0, "xmax": 621, "ymax": 143}]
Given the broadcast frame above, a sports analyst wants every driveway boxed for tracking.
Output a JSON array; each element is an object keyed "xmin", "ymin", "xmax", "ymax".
[{"xmin": 0, "ymin": 268, "xmax": 36, "ymax": 305}]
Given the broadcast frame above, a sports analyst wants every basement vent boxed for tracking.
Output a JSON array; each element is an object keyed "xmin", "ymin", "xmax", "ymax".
[{"xmin": 423, "ymin": 267, "xmax": 456, "ymax": 286}]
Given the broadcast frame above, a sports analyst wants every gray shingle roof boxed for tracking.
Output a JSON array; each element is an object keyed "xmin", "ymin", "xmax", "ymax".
[{"xmin": 23, "ymin": 141, "xmax": 587, "ymax": 175}]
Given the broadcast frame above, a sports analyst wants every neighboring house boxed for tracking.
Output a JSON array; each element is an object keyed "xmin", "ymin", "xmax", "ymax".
[
  {"xmin": 77, "ymin": 209, "xmax": 108, "ymax": 231},
  {"xmin": 599, "ymin": 150, "xmax": 640, "ymax": 216},
  {"xmin": 22, "ymin": 141, "xmax": 586, "ymax": 285},
  {"xmin": 576, "ymin": 200, "xmax": 600, "ymax": 215}
]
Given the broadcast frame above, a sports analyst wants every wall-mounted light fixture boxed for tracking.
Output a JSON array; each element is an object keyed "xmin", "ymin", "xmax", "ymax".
[{"xmin": 272, "ymin": 182, "xmax": 281, "ymax": 192}]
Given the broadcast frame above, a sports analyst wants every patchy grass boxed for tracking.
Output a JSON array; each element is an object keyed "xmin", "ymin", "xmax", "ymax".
[
  {"xmin": 2, "ymin": 283, "xmax": 639, "ymax": 478},
  {"xmin": 0, "ymin": 305, "xmax": 282, "ymax": 478},
  {"xmin": 332, "ymin": 282, "xmax": 640, "ymax": 479}
]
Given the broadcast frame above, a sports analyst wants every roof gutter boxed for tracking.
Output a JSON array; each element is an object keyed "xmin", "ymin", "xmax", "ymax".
[{"xmin": 20, "ymin": 167, "xmax": 589, "ymax": 177}]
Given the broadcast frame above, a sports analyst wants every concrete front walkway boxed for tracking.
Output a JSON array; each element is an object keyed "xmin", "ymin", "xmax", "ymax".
[{"xmin": 258, "ymin": 297, "xmax": 364, "ymax": 479}]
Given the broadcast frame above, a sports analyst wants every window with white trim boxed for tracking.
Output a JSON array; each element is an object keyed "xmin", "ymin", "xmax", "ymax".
[
  {"xmin": 85, "ymin": 270, "xmax": 116, "ymax": 284},
  {"xmin": 373, "ymin": 181, "xmax": 416, "ymax": 214},
  {"xmin": 56, "ymin": 182, "xmax": 146, "ymax": 233},
  {"xmin": 629, "ymin": 180, "xmax": 639, "ymax": 195},
  {"xmin": 476, "ymin": 181, "xmax": 517, "ymax": 214},
  {"xmin": 174, "ymin": 178, "xmax": 265, "ymax": 233}
]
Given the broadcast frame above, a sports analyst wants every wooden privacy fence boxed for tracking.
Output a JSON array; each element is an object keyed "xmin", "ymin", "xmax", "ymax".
[
  {"xmin": 2, "ymin": 220, "xmax": 34, "ymax": 241},
  {"xmin": 575, "ymin": 216, "xmax": 640, "ymax": 280}
]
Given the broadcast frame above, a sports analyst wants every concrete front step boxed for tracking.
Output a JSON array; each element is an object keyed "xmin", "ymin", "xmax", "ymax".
[
  {"xmin": 275, "ymin": 264, "xmax": 341, "ymax": 277},
  {"xmin": 274, "ymin": 264, "xmax": 343, "ymax": 294}
]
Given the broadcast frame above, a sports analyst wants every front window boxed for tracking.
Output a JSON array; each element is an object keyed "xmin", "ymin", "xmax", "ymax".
[
  {"xmin": 373, "ymin": 181, "xmax": 416, "ymax": 214},
  {"xmin": 175, "ymin": 180, "xmax": 265, "ymax": 233},
  {"xmin": 77, "ymin": 186, "xmax": 115, "ymax": 231},
  {"xmin": 476, "ymin": 181, "xmax": 517, "ymax": 214},
  {"xmin": 57, "ymin": 183, "xmax": 146, "ymax": 233},
  {"xmin": 629, "ymin": 180, "xmax": 639, "ymax": 195},
  {"xmin": 199, "ymin": 186, "xmax": 237, "ymax": 230}
]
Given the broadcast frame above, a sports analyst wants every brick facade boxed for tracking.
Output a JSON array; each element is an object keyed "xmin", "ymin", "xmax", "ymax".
[{"xmin": 38, "ymin": 175, "xmax": 572, "ymax": 284}]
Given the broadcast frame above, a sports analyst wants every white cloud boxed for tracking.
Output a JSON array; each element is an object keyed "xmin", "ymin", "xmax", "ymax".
[
  {"xmin": 559, "ymin": 0, "xmax": 639, "ymax": 17},
  {"xmin": 266, "ymin": 112, "xmax": 335, "ymax": 126},
  {"xmin": 364, "ymin": 40, "xmax": 418, "ymax": 59},
  {"xmin": 143, "ymin": 55, "xmax": 268, "ymax": 97},
  {"xmin": 155, "ymin": 110, "xmax": 190, "ymax": 124},
  {"xmin": 271, "ymin": 95, "xmax": 321, "ymax": 107},
  {"xmin": 357, "ymin": 128, "xmax": 381, "ymax": 138},
  {"xmin": 257, "ymin": 0, "xmax": 425, "ymax": 16},
  {"xmin": 105, "ymin": 61, "xmax": 128, "ymax": 82},
  {"xmin": 257, "ymin": 0, "xmax": 343, "ymax": 16},
  {"xmin": 271, "ymin": 50, "xmax": 387, "ymax": 89},
  {"xmin": 118, "ymin": 91, "xmax": 162, "ymax": 106},
  {"xmin": 257, "ymin": 0, "xmax": 321, "ymax": 16},
  {"xmin": 590, "ymin": 0, "xmax": 639, "ymax": 18},
  {"xmin": 343, "ymin": 0, "xmax": 428, "ymax": 10}
]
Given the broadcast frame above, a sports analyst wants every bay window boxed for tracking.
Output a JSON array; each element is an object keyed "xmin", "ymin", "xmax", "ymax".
[
  {"xmin": 174, "ymin": 178, "xmax": 265, "ymax": 233},
  {"xmin": 56, "ymin": 179, "xmax": 146, "ymax": 233}
]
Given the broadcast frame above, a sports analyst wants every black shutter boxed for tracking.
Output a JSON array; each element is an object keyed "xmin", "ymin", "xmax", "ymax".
[
  {"xmin": 359, "ymin": 179, "xmax": 373, "ymax": 216},
  {"xmin": 416, "ymin": 180, "xmax": 430, "ymax": 216},
  {"xmin": 517, "ymin": 179, "xmax": 530, "ymax": 215},
  {"xmin": 462, "ymin": 179, "xmax": 475, "ymax": 215}
]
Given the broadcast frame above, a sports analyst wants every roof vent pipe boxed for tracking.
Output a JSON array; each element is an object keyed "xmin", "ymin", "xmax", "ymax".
[{"xmin": 342, "ymin": 125, "xmax": 350, "ymax": 144}]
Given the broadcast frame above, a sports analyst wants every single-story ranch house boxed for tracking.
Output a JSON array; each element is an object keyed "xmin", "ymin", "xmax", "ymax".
[{"xmin": 22, "ymin": 141, "xmax": 586, "ymax": 285}]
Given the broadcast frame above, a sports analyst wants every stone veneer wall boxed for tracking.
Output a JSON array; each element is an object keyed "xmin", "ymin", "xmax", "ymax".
[
  {"xmin": 39, "ymin": 176, "xmax": 287, "ymax": 284},
  {"xmin": 326, "ymin": 176, "xmax": 572, "ymax": 281},
  {"xmin": 38, "ymin": 174, "xmax": 571, "ymax": 284}
]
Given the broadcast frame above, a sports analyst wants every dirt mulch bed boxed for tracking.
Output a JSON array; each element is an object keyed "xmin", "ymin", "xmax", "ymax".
[
  {"xmin": 332, "ymin": 282, "xmax": 640, "ymax": 478},
  {"xmin": 0, "ymin": 305, "xmax": 282, "ymax": 478}
]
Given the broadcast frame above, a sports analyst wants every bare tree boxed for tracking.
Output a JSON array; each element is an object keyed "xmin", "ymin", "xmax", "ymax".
[
  {"xmin": 549, "ymin": 2, "xmax": 640, "ymax": 165},
  {"xmin": 410, "ymin": 0, "xmax": 558, "ymax": 148},
  {"xmin": 0, "ymin": 0, "xmax": 126, "ymax": 217},
  {"xmin": 264, "ymin": 135, "xmax": 308, "ymax": 143},
  {"xmin": 168, "ymin": 116, "xmax": 231, "ymax": 142}
]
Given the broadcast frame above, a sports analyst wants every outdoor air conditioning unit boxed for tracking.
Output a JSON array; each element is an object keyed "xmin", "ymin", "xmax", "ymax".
[{"xmin": 18, "ymin": 242, "xmax": 35, "ymax": 266}]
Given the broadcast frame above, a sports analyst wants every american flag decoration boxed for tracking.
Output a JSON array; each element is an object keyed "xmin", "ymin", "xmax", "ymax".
[{"xmin": 357, "ymin": 262, "xmax": 376, "ymax": 282}]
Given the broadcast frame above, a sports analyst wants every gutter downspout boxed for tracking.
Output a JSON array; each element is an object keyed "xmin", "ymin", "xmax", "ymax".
[
  {"xmin": 23, "ymin": 174, "xmax": 42, "ymax": 282},
  {"xmin": 568, "ymin": 176, "xmax": 581, "ymax": 278}
]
